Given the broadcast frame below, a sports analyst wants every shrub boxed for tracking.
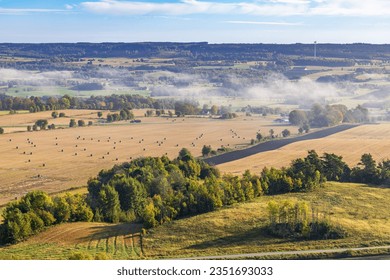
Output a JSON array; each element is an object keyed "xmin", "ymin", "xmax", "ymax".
[{"xmin": 68, "ymin": 252, "xmax": 93, "ymax": 260}]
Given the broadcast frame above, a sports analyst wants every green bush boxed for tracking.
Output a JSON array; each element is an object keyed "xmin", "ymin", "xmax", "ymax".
[{"xmin": 68, "ymin": 252, "xmax": 93, "ymax": 260}]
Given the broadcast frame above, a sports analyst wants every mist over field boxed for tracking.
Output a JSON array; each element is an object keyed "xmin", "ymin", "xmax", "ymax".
[
  {"xmin": 0, "ymin": 66, "xmax": 388, "ymax": 111},
  {"xmin": 0, "ymin": 69, "xmax": 72, "ymax": 84}
]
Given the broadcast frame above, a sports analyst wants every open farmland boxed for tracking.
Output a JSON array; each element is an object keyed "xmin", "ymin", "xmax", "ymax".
[
  {"xmin": 218, "ymin": 123, "xmax": 390, "ymax": 175},
  {"xmin": 0, "ymin": 109, "xmax": 149, "ymax": 133},
  {"xmin": 0, "ymin": 110, "xmax": 295, "ymax": 206}
]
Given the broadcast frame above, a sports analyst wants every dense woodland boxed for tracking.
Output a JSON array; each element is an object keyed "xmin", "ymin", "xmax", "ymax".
[{"xmin": 0, "ymin": 149, "xmax": 389, "ymax": 244}]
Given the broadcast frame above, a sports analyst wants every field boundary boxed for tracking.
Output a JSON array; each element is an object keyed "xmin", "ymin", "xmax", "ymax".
[{"xmin": 204, "ymin": 124, "xmax": 360, "ymax": 166}]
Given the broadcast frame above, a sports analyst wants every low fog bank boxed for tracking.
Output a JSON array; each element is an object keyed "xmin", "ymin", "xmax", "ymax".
[
  {"xmin": 151, "ymin": 72, "xmax": 353, "ymax": 109},
  {"xmin": 1, "ymin": 68, "xmax": 388, "ymax": 110}
]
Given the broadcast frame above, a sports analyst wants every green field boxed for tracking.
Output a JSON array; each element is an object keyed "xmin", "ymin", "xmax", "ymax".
[{"xmin": 1, "ymin": 182, "xmax": 390, "ymax": 259}]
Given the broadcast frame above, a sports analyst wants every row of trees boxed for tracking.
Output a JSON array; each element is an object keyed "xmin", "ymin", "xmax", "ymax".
[
  {"xmin": 289, "ymin": 104, "xmax": 369, "ymax": 128},
  {"xmin": 0, "ymin": 93, "xmax": 230, "ymax": 119},
  {"xmin": 0, "ymin": 94, "xmax": 175, "ymax": 112},
  {"xmin": 263, "ymin": 150, "xmax": 390, "ymax": 195}
]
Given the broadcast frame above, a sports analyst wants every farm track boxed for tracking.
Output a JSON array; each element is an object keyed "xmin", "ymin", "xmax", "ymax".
[
  {"xmin": 186, "ymin": 245, "xmax": 390, "ymax": 260},
  {"xmin": 204, "ymin": 124, "xmax": 360, "ymax": 166}
]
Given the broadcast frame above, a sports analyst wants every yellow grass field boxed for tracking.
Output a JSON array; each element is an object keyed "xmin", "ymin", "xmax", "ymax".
[
  {"xmin": 218, "ymin": 123, "xmax": 390, "ymax": 175},
  {"xmin": 143, "ymin": 182, "xmax": 390, "ymax": 259},
  {"xmin": 2, "ymin": 182, "xmax": 390, "ymax": 259},
  {"xmin": 0, "ymin": 110, "xmax": 294, "ymax": 205}
]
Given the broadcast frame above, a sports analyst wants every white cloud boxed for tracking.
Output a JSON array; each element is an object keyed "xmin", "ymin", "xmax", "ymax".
[
  {"xmin": 65, "ymin": 4, "xmax": 75, "ymax": 10},
  {"xmin": 0, "ymin": 8, "xmax": 68, "ymax": 15},
  {"xmin": 225, "ymin": 20, "xmax": 303, "ymax": 26},
  {"xmin": 79, "ymin": 0, "xmax": 390, "ymax": 17},
  {"xmin": 80, "ymin": 0, "xmax": 307, "ymax": 16},
  {"xmin": 310, "ymin": 0, "xmax": 390, "ymax": 16}
]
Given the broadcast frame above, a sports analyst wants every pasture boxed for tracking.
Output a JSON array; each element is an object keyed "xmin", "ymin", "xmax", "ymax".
[
  {"xmin": 218, "ymin": 123, "xmax": 390, "ymax": 175},
  {"xmin": 0, "ymin": 110, "xmax": 295, "ymax": 205}
]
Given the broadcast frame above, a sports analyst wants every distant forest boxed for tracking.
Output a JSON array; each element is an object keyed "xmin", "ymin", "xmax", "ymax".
[
  {"xmin": 1, "ymin": 43, "xmax": 389, "ymax": 72},
  {"xmin": 1, "ymin": 42, "xmax": 389, "ymax": 60}
]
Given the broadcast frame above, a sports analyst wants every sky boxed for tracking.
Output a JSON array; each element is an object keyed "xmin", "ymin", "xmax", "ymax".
[{"xmin": 0, "ymin": 0, "xmax": 389, "ymax": 43}]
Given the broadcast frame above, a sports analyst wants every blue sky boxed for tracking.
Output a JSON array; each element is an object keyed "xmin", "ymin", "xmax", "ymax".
[{"xmin": 0, "ymin": 0, "xmax": 389, "ymax": 43}]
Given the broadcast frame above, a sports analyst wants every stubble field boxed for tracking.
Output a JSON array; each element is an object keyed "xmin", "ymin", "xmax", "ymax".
[
  {"xmin": 0, "ymin": 110, "xmax": 294, "ymax": 206},
  {"xmin": 218, "ymin": 123, "xmax": 390, "ymax": 175}
]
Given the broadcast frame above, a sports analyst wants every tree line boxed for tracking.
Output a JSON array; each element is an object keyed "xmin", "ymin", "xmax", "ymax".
[
  {"xmin": 1, "ymin": 149, "xmax": 388, "ymax": 244},
  {"xmin": 0, "ymin": 93, "xmax": 214, "ymax": 119},
  {"xmin": 0, "ymin": 94, "xmax": 175, "ymax": 112},
  {"xmin": 1, "ymin": 43, "xmax": 388, "ymax": 61},
  {"xmin": 289, "ymin": 104, "xmax": 369, "ymax": 129}
]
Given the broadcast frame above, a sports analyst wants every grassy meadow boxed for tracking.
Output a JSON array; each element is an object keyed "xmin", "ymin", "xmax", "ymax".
[
  {"xmin": 143, "ymin": 182, "xmax": 390, "ymax": 259},
  {"xmin": 1, "ymin": 182, "xmax": 390, "ymax": 259}
]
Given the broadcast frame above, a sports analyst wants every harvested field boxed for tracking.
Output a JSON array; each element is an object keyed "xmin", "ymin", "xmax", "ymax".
[
  {"xmin": 218, "ymin": 123, "xmax": 390, "ymax": 175},
  {"xmin": 0, "ymin": 222, "xmax": 143, "ymax": 260},
  {"xmin": 205, "ymin": 124, "xmax": 358, "ymax": 166},
  {"xmin": 0, "ymin": 109, "xmax": 148, "ymax": 133},
  {"xmin": 0, "ymin": 111, "xmax": 295, "ymax": 205}
]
